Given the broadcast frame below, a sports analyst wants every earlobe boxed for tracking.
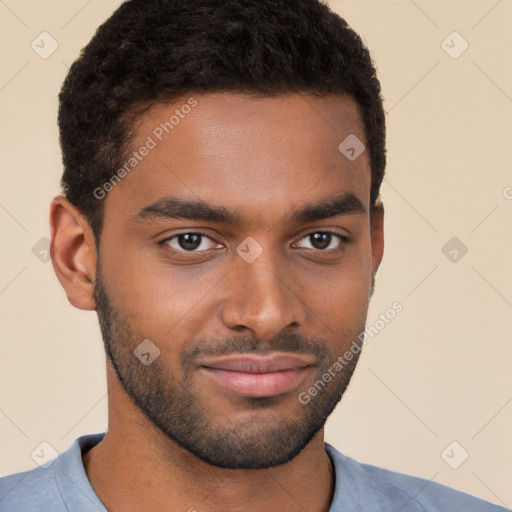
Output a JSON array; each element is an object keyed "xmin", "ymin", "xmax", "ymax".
[
  {"xmin": 49, "ymin": 195, "xmax": 97, "ymax": 311},
  {"xmin": 370, "ymin": 200, "xmax": 384, "ymax": 276}
]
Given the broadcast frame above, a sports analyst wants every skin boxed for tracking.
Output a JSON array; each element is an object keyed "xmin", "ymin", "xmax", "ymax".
[{"xmin": 50, "ymin": 92, "xmax": 384, "ymax": 512}]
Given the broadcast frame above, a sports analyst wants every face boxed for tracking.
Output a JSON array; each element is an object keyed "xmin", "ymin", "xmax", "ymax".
[{"xmin": 92, "ymin": 92, "xmax": 383, "ymax": 470}]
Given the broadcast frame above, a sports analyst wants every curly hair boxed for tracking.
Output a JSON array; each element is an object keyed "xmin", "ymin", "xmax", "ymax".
[{"xmin": 58, "ymin": 0, "xmax": 386, "ymax": 246}]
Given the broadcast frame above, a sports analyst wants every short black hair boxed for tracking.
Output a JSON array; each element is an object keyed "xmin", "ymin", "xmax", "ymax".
[{"xmin": 58, "ymin": 0, "xmax": 386, "ymax": 246}]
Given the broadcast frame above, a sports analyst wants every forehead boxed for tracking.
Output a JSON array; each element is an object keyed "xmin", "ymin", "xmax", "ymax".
[{"xmin": 104, "ymin": 92, "xmax": 371, "ymax": 227}]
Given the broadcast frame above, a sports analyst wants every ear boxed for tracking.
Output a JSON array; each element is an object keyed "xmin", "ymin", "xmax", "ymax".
[
  {"xmin": 370, "ymin": 199, "xmax": 384, "ymax": 277},
  {"xmin": 49, "ymin": 195, "xmax": 98, "ymax": 311}
]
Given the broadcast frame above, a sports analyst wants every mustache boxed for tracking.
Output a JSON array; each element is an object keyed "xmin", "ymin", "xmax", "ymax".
[{"xmin": 179, "ymin": 332, "xmax": 331, "ymax": 370}]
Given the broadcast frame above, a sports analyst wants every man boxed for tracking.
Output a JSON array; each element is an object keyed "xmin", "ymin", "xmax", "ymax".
[{"xmin": 0, "ymin": 0, "xmax": 507, "ymax": 511}]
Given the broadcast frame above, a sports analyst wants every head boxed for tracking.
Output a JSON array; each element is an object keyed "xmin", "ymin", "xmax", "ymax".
[{"xmin": 51, "ymin": 0, "xmax": 385, "ymax": 470}]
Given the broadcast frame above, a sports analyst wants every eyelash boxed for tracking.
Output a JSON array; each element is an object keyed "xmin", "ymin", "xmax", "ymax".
[{"xmin": 159, "ymin": 230, "xmax": 351, "ymax": 253}]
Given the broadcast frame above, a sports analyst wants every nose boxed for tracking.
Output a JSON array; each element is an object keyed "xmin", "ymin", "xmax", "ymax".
[{"xmin": 220, "ymin": 248, "xmax": 305, "ymax": 343}]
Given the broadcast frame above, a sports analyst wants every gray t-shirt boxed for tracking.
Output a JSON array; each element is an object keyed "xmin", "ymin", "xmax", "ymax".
[{"xmin": 0, "ymin": 432, "xmax": 507, "ymax": 511}]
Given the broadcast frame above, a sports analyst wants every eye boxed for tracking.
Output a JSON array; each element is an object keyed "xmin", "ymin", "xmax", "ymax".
[
  {"xmin": 159, "ymin": 230, "xmax": 350, "ymax": 254},
  {"xmin": 294, "ymin": 231, "xmax": 349, "ymax": 251},
  {"xmin": 160, "ymin": 232, "xmax": 221, "ymax": 252}
]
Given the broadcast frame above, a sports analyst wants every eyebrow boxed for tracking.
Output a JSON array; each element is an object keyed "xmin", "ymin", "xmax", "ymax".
[{"xmin": 132, "ymin": 192, "xmax": 366, "ymax": 226}]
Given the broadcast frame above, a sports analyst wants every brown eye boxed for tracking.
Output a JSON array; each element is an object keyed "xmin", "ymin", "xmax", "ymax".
[
  {"xmin": 295, "ymin": 231, "xmax": 348, "ymax": 251},
  {"xmin": 161, "ymin": 232, "xmax": 219, "ymax": 252}
]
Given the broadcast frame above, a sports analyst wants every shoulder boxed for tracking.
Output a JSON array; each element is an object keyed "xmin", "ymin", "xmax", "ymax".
[
  {"xmin": 325, "ymin": 443, "xmax": 508, "ymax": 512},
  {"xmin": 0, "ymin": 464, "xmax": 65, "ymax": 512},
  {"xmin": 0, "ymin": 432, "xmax": 106, "ymax": 512}
]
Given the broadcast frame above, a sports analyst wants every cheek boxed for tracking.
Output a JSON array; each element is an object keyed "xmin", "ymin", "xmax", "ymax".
[
  {"xmin": 305, "ymin": 270, "xmax": 369, "ymax": 329},
  {"xmin": 301, "ymin": 238, "xmax": 373, "ymax": 305},
  {"xmin": 97, "ymin": 237, "xmax": 172, "ymax": 337},
  {"xmin": 318, "ymin": 254, "xmax": 372, "ymax": 341},
  {"xmin": 104, "ymin": 245, "xmax": 223, "ymax": 341}
]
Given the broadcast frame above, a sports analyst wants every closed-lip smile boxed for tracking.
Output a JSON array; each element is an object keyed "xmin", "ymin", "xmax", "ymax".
[{"xmin": 199, "ymin": 353, "xmax": 315, "ymax": 397}]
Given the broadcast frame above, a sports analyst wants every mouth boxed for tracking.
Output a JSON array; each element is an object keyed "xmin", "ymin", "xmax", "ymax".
[{"xmin": 199, "ymin": 353, "xmax": 314, "ymax": 397}]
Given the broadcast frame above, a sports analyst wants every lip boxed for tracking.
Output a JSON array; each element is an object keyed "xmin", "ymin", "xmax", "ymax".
[
  {"xmin": 199, "ymin": 353, "xmax": 315, "ymax": 373},
  {"xmin": 199, "ymin": 353, "xmax": 314, "ymax": 397}
]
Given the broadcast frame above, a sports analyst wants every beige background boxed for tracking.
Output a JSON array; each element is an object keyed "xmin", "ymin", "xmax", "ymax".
[{"xmin": 1, "ymin": 0, "xmax": 511, "ymax": 507}]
